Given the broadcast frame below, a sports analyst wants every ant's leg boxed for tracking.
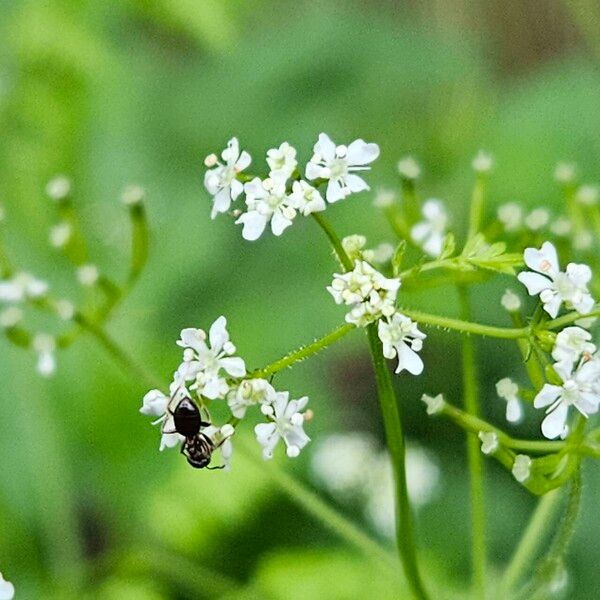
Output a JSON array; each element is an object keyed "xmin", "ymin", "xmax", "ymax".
[{"xmin": 206, "ymin": 464, "xmax": 225, "ymax": 470}]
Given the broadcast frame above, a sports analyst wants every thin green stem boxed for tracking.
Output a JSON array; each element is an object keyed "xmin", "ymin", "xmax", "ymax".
[
  {"xmin": 250, "ymin": 323, "xmax": 355, "ymax": 379},
  {"xmin": 467, "ymin": 175, "xmax": 486, "ymax": 241},
  {"xmin": 399, "ymin": 307, "xmax": 528, "ymax": 339},
  {"xmin": 500, "ymin": 488, "xmax": 563, "ymax": 596},
  {"xmin": 458, "ymin": 285, "xmax": 486, "ymax": 598},
  {"xmin": 367, "ymin": 323, "xmax": 430, "ymax": 600},
  {"xmin": 311, "ymin": 212, "xmax": 354, "ymax": 271},
  {"xmin": 545, "ymin": 306, "xmax": 600, "ymax": 330},
  {"xmin": 399, "ymin": 257, "xmax": 458, "ymax": 280}
]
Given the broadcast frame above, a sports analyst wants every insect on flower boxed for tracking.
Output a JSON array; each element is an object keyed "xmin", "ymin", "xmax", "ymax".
[{"xmin": 165, "ymin": 392, "xmax": 227, "ymax": 470}]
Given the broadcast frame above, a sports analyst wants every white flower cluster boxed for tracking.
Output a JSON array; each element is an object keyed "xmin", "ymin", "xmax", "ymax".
[
  {"xmin": 310, "ymin": 432, "xmax": 439, "ymax": 539},
  {"xmin": 327, "ymin": 260, "xmax": 426, "ymax": 375},
  {"xmin": 203, "ymin": 134, "xmax": 380, "ymax": 240},
  {"xmin": 140, "ymin": 316, "xmax": 312, "ymax": 465}
]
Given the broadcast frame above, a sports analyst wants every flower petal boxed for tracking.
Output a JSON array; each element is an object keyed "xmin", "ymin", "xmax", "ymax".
[
  {"xmin": 219, "ymin": 356, "xmax": 246, "ymax": 377},
  {"xmin": 209, "ymin": 316, "xmax": 229, "ymax": 352},
  {"xmin": 346, "ymin": 139, "xmax": 380, "ymax": 165},
  {"xmin": 314, "ymin": 133, "xmax": 336, "ymax": 161},
  {"xmin": 517, "ymin": 272, "xmax": 552, "ymax": 295},
  {"xmin": 395, "ymin": 342, "xmax": 424, "ymax": 375},
  {"xmin": 236, "ymin": 211, "xmax": 268, "ymax": 241},
  {"xmin": 271, "ymin": 209, "xmax": 293, "ymax": 236},
  {"xmin": 533, "ymin": 384, "xmax": 562, "ymax": 408},
  {"xmin": 345, "ymin": 173, "xmax": 369, "ymax": 193},
  {"xmin": 541, "ymin": 402, "xmax": 569, "ymax": 439}
]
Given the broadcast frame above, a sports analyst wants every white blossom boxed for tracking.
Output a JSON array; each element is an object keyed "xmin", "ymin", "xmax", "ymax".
[
  {"xmin": 501, "ymin": 289, "xmax": 521, "ymax": 312},
  {"xmin": 236, "ymin": 173, "xmax": 297, "ymax": 240},
  {"xmin": 551, "ymin": 216, "xmax": 572, "ymax": 237},
  {"xmin": 0, "ymin": 272, "xmax": 48, "ymax": 302},
  {"xmin": 306, "ymin": 133, "xmax": 379, "ymax": 203},
  {"xmin": 176, "ymin": 316, "xmax": 246, "ymax": 400},
  {"xmin": 33, "ymin": 333, "xmax": 56, "ymax": 377},
  {"xmin": 288, "ymin": 180, "xmax": 326, "ymax": 216},
  {"xmin": 575, "ymin": 184, "xmax": 598, "ymax": 206},
  {"xmin": 227, "ymin": 378, "xmax": 275, "ymax": 418},
  {"xmin": 517, "ymin": 241, "xmax": 595, "ymax": 318},
  {"xmin": 472, "ymin": 151, "xmax": 493, "ymax": 173},
  {"xmin": 327, "ymin": 260, "xmax": 400, "ymax": 327},
  {"xmin": 367, "ymin": 242, "xmax": 395, "ymax": 265},
  {"xmin": 0, "ymin": 573, "xmax": 14, "ymax": 600},
  {"xmin": 378, "ymin": 312, "xmax": 426, "ymax": 375},
  {"xmin": 496, "ymin": 377, "xmax": 523, "ymax": 423},
  {"xmin": 373, "ymin": 188, "xmax": 396, "ymax": 208},
  {"xmin": 77, "ymin": 264, "xmax": 99, "ymax": 287},
  {"xmin": 0, "ymin": 307, "xmax": 22, "ymax": 328},
  {"xmin": 497, "ymin": 203, "xmax": 523, "ymax": 232},
  {"xmin": 397, "ymin": 156, "xmax": 421, "ymax": 180},
  {"xmin": 410, "ymin": 199, "xmax": 448, "ymax": 257},
  {"xmin": 524, "ymin": 208, "xmax": 550, "ymax": 231},
  {"xmin": 534, "ymin": 359, "xmax": 600, "ymax": 439},
  {"xmin": 478, "ymin": 431, "xmax": 499, "ymax": 455},
  {"xmin": 202, "ymin": 424, "xmax": 234, "ymax": 470},
  {"xmin": 46, "ymin": 175, "xmax": 71, "ymax": 201},
  {"xmin": 204, "ymin": 137, "xmax": 251, "ymax": 218},
  {"xmin": 310, "ymin": 432, "xmax": 378, "ymax": 498},
  {"xmin": 512, "ymin": 454, "xmax": 532, "ymax": 483},
  {"xmin": 255, "ymin": 392, "xmax": 310, "ymax": 459},
  {"xmin": 266, "ymin": 142, "xmax": 297, "ymax": 178},
  {"xmin": 341, "ymin": 235, "xmax": 368, "ymax": 261},
  {"xmin": 552, "ymin": 326, "xmax": 596, "ymax": 367},
  {"xmin": 121, "ymin": 185, "xmax": 145, "ymax": 206},
  {"xmin": 49, "ymin": 222, "xmax": 71, "ymax": 248},
  {"xmin": 421, "ymin": 393, "xmax": 445, "ymax": 415},
  {"xmin": 554, "ymin": 162, "xmax": 576, "ymax": 184}
]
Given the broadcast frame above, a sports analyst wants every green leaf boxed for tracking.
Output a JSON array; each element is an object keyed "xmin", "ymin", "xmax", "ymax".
[
  {"xmin": 439, "ymin": 232, "xmax": 456, "ymax": 260},
  {"xmin": 392, "ymin": 239, "xmax": 407, "ymax": 277}
]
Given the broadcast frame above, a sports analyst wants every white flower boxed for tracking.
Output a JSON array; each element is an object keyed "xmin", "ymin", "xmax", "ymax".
[
  {"xmin": 176, "ymin": 316, "xmax": 246, "ymax": 400},
  {"xmin": 227, "ymin": 378, "xmax": 275, "ymax": 418},
  {"xmin": 496, "ymin": 377, "xmax": 523, "ymax": 423},
  {"xmin": 49, "ymin": 222, "xmax": 71, "ymax": 248},
  {"xmin": 236, "ymin": 173, "xmax": 297, "ymax": 240},
  {"xmin": 204, "ymin": 137, "xmax": 251, "ymax": 219},
  {"xmin": 202, "ymin": 424, "xmax": 234, "ymax": 470},
  {"xmin": 575, "ymin": 184, "xmax": 598, "ymax": 206},
  {"xmin": 365, "ymin": 445, "xmax": 439, "ymax": 538},
  {"xmin": 554, "ymin": 162, "xmax": 576, "ymax": 184},
  {"xmin": 341, "ymin": 235, "xmax": 367, "ymax": 261},
  {"xmin": 121, "ymin": 185, "xmax": 145, "ymax": 206},
  {"xmin": 552, "ymin": 326, "xmax": 596, "ymax": 366},
  {"xmin": 306, "ymin": 133, "xmax": 380, "ymax": 203},
  {"xmin": 501, "ymin": 289, "xmax": 521, "ymax": 312},
  {"xmin": 0, "ymin": 272, "xmax": 48, "ymax": 302},
  {"xmin": 410, "ymin": 199, "xmax": 448, "ymax": 257},
  {"xmin": 77, "ymin": 264, "xmax": 99, "ymax": 287},
  {"xmin": 397, "ymin": 156, "xmax": 421, "ymax": 180},
  {"xmin": 310, "ymin": 432, "xmax": 377, "ymax": 498},
  {"xmin": 421, "ymin": 393, "xmax": 445, "ymax": 415},
  {"xmin": 378, "ymin": 312, "xmax": 426, "ymax": 375},
  {"xmin": 512, "ymin": 454, "xmax": 532, "ymax": 483},
  {"xmin": 524, "ymin": 208, "xmax": 550, "ymax": 231},
  {"xmin": 551, "ymin": 216, "xmax": 572, "ymax": 237},
  {"xmin": 46, "ymin": 175, "xmax": 71, "ymax": 201},
  {"xmin": 534, "ymin": 359, "xmax": 600, "ymax": 439},
  {"xmin": 373, "ymin": 188, "xmax": 396, "ymax": 208},
  {"xmin": 0, "ymin": 573, "xmax": 14, "ymax": 600},
  {"xmin": 255, "ymin": 392, "xmax": 310, "ymax": 459},
  {"xmin": 573, "ymin": 230, "xmax": 593, "ymax": 251},
  {"xmin": 288, "ymin": 180, "xmax": 326, "ymax": 216},
  {"xmin": 140, "ymin": 377, "xmax": 188, "ymax": 450},
  {"xmin": 266, "ymin": 142, "xmax": 297, "ymax": 178},
  {"xmin": 367, "ymin": 243, "xmax": 395, "ymax": 265},
  {"xmin": 472, "ymin": 151, "xmax": 493, "ymax": 173},
  {"xmin": 478, "ymin": 431, "xmax": 499, "ymax": 455},
  {"xmin": 0, "ymin": 307, "xmax": 22, "ymax": 328},
  {"xmin": 517, "ymin": 241, "xmax": 595, "ymax": 318},
  {"xmin": 33, "ymin": 333, "xmax": 56, "ymax": 377},
  {"xmin": 327, "ymin": 260, "xmax": 400, "ymax": 327},
  {"xmin": 55, "ymin": 299, "xmax": 75, "ymax": 321},
  {"xmin": 497, "ymin": 203, "xmax": 523, "ymax": 232}
]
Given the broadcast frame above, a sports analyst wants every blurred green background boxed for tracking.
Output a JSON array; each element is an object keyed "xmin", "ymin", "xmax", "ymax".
[{"xmin": 1, "ymin": 1, "xmax": 600, "ymax": 598}]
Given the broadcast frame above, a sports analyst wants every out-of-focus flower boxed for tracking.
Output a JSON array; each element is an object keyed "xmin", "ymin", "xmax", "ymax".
[
  {"xmin": 576, "ymin": 184, "xmax": 599, "ymax": 206},
  {"xmin": 512, "ymin": 454, "xmax": 532, "ymax": 483},
  {"xmin": 497, "ymin": 202, "xmax": 523, "ymax": 232},
  {"xmin": 0, "ymin": 272, "xmax": 48, "ymax": 302},
  {"xmin": 46, "ymin": 175, "xmax": 71, "ymax": 201},
  {"xmin": 479, "ymin": 431, "xmax": 499, "ymax": 455},
  {"xmin": 33, "ymin": 333, "xmax": 56, "ymax": 377},
  {"xmin": 496, "ymin": 377, "xmax": 523, "ymax": 423},
  {"xmin": 410, "ymin": 199, "xmax": 448, "ymax": 257},
  {"xmin": 397, "ymin": 156, "xmax": 420, "ymax": 180},
  {"xmin": 524, "ymin": 208, "xmax": 550, "ymax": 231},
  {"xmin": 501, "ymin": 289, "xmax": 521, "ymax": 312},
  {"xmin": 77, "ymin": 264, "xmax": 99, "ymax": 287},
  {"xmin": 554, "ymin": 162, "xmax": 576, "ymax": 184}
]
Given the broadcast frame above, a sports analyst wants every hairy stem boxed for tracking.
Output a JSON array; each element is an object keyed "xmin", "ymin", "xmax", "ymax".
[
  {"xmin": 250, "ymin": 323, "xmax": 355, "ymax": 379},
  {"xmin": 311, "ymin": 212, "xmax": 354, "ymax": 271},
  {"xmin": 458, "ymin": 285, "xmax": 486, "ymax": 597}
]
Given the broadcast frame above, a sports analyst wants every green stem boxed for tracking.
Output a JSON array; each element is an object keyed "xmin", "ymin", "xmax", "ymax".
[
  {"xmin": 467, "ymin": 175, "xmax": 486, "ymax": 241},
  {"xmin": 367, "ymin": 323, "xmax": 430, "ymax": 600},
  {"xmin": 545, "ymin": 306, "xmax": 600, "ymax": 330},
  {"xmin": 457, "ymin": 285, "xmax": 486, "ymax": 597},
  {"xmin": 399, "ymin": 307, "xmax": 528, "ymax": 339},
  {"xmin": 500, "ymin": 488, "xmax": 563, "ymax": 596},
  {"xmin": 511, "ymin": 313, "xmax": 546, "ymax": 390},
  {"xmin": 311, "ymin": 212, "xmax": 353, "ymax": 271},
  {"xmin": 250, "ymin": 323, "xmax": 355, "ymax": 379}
]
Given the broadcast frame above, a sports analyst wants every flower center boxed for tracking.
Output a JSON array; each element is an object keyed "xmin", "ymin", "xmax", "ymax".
[{"xmin": 329, "ymin": 157, "xmax": 348, "ymax": 180}]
